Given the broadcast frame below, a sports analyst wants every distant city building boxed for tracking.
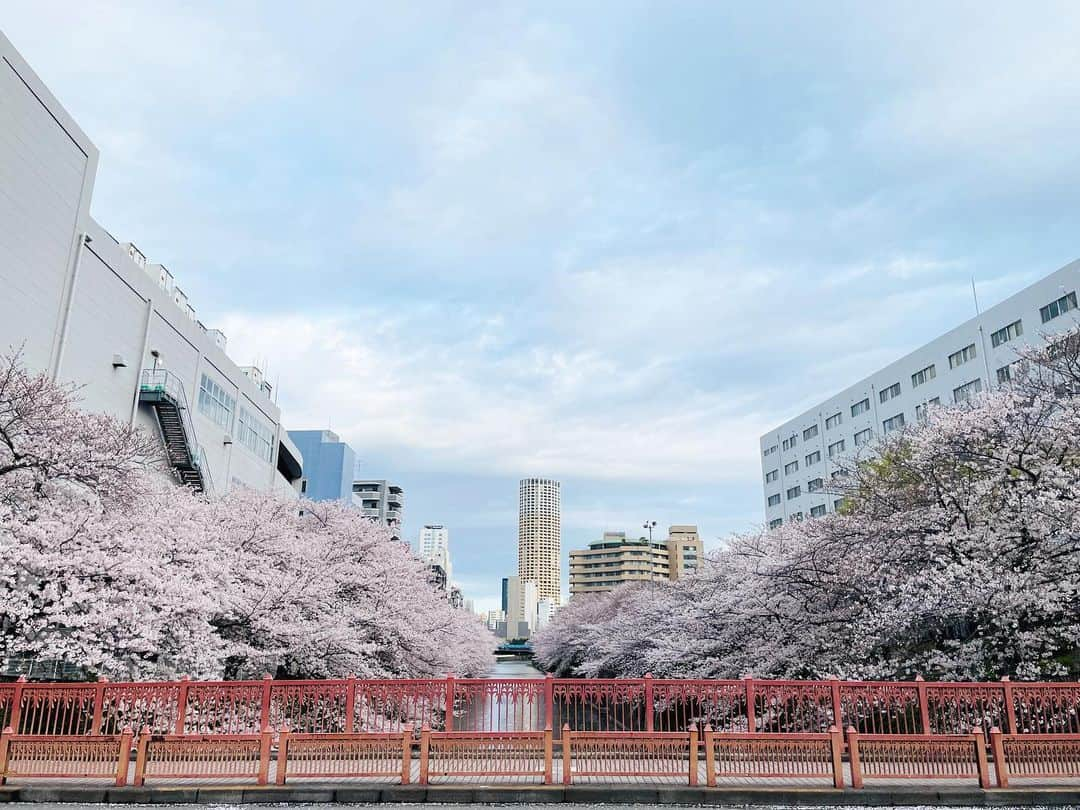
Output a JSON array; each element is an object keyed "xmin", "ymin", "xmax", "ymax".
[
  {"xmin": 760, "ymin": 260, "xmax": 1080, "ymax": 528},
  {"xmin": 485, "ymin": 610, "xmax": 503, "ymax": 631},
  {"xmin": 502, "ymin": 576, "xmax": 523, "ymax": 631},
  {"xmin": 287, "ymin": 430, "xmax": 357, "ymax": 502},
  {"xmin": 419, "ymin": 525, "xmax": 451, "ymax": 581},
  {"xmin": 0, "ymin": 32, "xmax": 303, "ymax": 500},
  {"xmin": 518, "ymin": 478, "xmax": 561, "ymax": 606},
  {"xmin": 464, "ymin": 598, "xmax": 475, "ymax": 614},
  {"xmin": 427, "ymin": 563, "xmax": 448, "ymax": 592},
  {"xmin": 569, "ymin": 525, "xmax": 704, "ymax": 597},
  {"xmin": 535, "ymin": 598, "xmax": 556, "ymax": 630},
  {"xmin": 449, "ymin": 586, "xmax": 464, "ymax": 609},
  {"xmin": 352, "ymin": 480, "xmax": 404, "ymax": 535}
]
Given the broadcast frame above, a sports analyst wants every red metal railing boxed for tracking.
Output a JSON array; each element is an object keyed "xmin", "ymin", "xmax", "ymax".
[
  {"xmin": 989, "ymin": 728, "xmax": 1080, "ymax": 787},
  {"xmin": 847, "ymin": 728, "xmax": 990, "ymax": 789},
  {"xmin": 703, "ymin": 726, "xmax": 844, "ymax": 787},
  {"xmin": 276, "ymin": 728, "xmax": 412, "ymax": 784},
  {"xmin": 2, "ymin": 674, "xmax": 1078, "ymax": 740}
]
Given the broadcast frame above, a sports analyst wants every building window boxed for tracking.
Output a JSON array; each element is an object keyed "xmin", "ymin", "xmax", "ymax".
[
  {"xmin": 915, "ymin": 397, "xmax": 940, "ymax": 422},
  {"xmin": 810, "ymin": 504, "xmax": 826, "ymax": 518},
  {"xmin": 786, "ymin": 485, "xmax": 801, "ymax": 500},
  {"xmin": 791, "ymin": 511, "xmax": 804, "ymax": 521},
  {"xmin": 825, "ymin": 412, "xmax": 842, "ymax": 430},
  {"xmin": 198, "ymin": 373, "xmax": 235, "ymax": 430},
  {"xmin": 997, "ymin": 365, "xmax": 1013, "ymax": 385},
  {"xmin": 879, "ymin": 382, "xmax": 901, "ymax": 403},
  {"xmin": 830, "ymin": 469, "xmax": 842, "ymax": 480},
  {"xmin": 948, "ymin": 343, "xmax": 978, "ymax": 369},
  {"xmin": 911, "ymin": 364, "xmax": 936, "ymax": 388},
  {"xmin": 851, "ymin": 398, "xmax": 870, "ymax": 417},
  {"xmin": 953, "ymin": 378, "xmax": 983, "ymax": 403},
  {"xmin": 767, "ymin": 493, "xmax": 781, "ymax": 507},
  {"xmin": 784, "ymin": 460, "xmax": 799, "ymax": 474},
  {"xmin": 882, "ymin": 413, "xmax": 906, "ymax": 433},
  {"xmin": 833, "ymin": 498, "xmax": 844, "ymax": 511},
  {"xmin": 763, "ymin": 444, "xmax": 777, "ymax": 457},
  {"xmin": 782, "ymin": 435, "xmax": 798, "ymax": 451},
  {"xmin": 990, "ymin": 319, "xmax": 1023, "ymax": 348},
  {"xmin": 237, "ymin": 407, "xmax": 274, "ymax": 462},
  {"xmin": 765, "ymin": 469, "xmax": 778, "ymax": 483},
  {"xmin": 768, "ymin": 518, "xmax": 783, "ymax": 529},
  {"xmin": 805, "ymin": 450, "xmax": 821, "ymax": 466},
  {"xmin": 827, "ymin": 439, "xmax": 845, "ymax": 458},
  {"xmin": 807, "ymin": 478, "xmax": 823, "ymax": 493},
  {"xmin": 803, "ymin": 424, "xmax": 819, "ymax": 440},
  {"xmin": 300, "ymin": 478, "xmax": 308, "ymax": 494},
  {"xmin": 1040, "ymin": 291, "xmax": 1077, "ymax": 323},
  {"xmin": 854, "ymin": 428, "xmax": 873, "ymax": 446}
]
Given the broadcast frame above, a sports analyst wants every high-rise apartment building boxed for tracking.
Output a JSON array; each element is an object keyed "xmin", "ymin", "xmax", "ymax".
[
  {"xmin": 352, "ymin": 480, "xmax": 404, "ymax": 535},
  {"xmin": 760, "ymin": 260, "xmax": 1080, "ymax": 528},
  {"xmin": 0, "ymin": 32, "xmax": 304, "ymax": 499},
  {"xmin": 518, "ymin": 478, "xmax": 562, "ymax": 605},
  {"xmin": 569, "ymin": 525, "xmax": 704, "ymax": 597},
  {"xmin": 419, "ymin": 524, "xmax": 451, "ymax": 582}
]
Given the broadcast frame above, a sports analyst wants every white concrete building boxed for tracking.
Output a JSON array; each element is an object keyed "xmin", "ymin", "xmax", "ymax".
[
  {"xmin": 518, "ymin": 478, "xmax": 562, "ymax": 606},
  {"xmin": 418, "ymin": 524, "xmax": 451, "ymax": 580},
  {"xmin": 760, "ymin": 260, "xmax": 1080, "ymax": 528},
  {"xmin": 0, "ymin": 31, "xmax": 303, "ymax": 498},
  {"xmin": 352, "ymin": 480, "xmax": 404, "ymax": 532}
]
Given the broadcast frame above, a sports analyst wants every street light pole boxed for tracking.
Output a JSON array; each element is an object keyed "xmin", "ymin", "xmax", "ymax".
[{"xmin": 643, "ymin": 520, "xmax": 657, "ymax": 542}]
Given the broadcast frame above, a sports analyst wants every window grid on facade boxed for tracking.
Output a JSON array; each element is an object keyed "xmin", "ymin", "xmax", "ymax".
[
  {"xmin": 784, "ymin": 460, "xmax": 798, "ymax": 474},
  {"xmin": 1040, "ymin": 291, "xmax": 1077, "ymax": 323},
  {"xmin": 882, "ymin": 412, "xmax": 905, "ymax": 433},
  {"xmin": 810, "ymin": 504, "xmax": 826, "ymax": 517},
  {"xmin": 782, "ymin": 434, "xmax": 797, "ymax": 451},
  {"xmin": 198, "ymin": 373, "xmax": 235, "ymax": 430},
  {"xmin": 911, "ymin": 364, "xmax": 936, "ymax": 388},
  {"xmin": 851, "ymin": 398, "xmax": 870, "ymax": 417},
  {"xmin": 765, "ymin": 469, "xmax": 778, "ymax": 483},
  {"xmin": 953, "ymin": 378, "xmax": 983, "ymax": 403},
  {"xmin": 767, "ymin": 493, "xmax": 780, "ymax": 507},
  {"xmin": 768, "ymin": 518, "xmax": 782, "ymax": 529},
  {"xmin": 805, "ymin": 450, "xmax": 821, "ymax": 466},
  {"xmin": 803, "ymin": 424, "xmax": 818, "ymax": 440},
  {"xmin": 915, "ymin": 397, "xmax": 940, "ymax": 421},
  {"xmin": 807, "ymin": 478, "xmax": 823, "ymax": 493},
  {"xmin": 997, "ymin": 364, "xmax": 1014, "ymax": 384},
  {"xmin": 990, "ymin": 319, "xmax": 1023, "ymax": 348},
  {"xmin": 948, "ymin": 343, "xmax": 977, "ymax": 369},
  {"xmin": 879, "ymin": 382, "xmax": 901, "ymax": 403},
  {"xmin": 828, "ymin": 439, "xmax": 845, "ymax": 458},
  {"xmin": 825, "ymin": 412, "xmax": 842, "ymax": 430},
  {"xmin": 786, "ymin": 485, "xmax": 801, "ymax": 499},
  {"xmin": 854, "ymin": 428, "xmax": 872, "ymax": 446},
  {"xmin": 237, "ymin": 406, "xmax": 274, "ymax": 462}
]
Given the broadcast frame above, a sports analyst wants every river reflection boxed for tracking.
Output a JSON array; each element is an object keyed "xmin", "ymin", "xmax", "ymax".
[{"xmin": 454, "ymin": 658, "xmax": 546, "ymax": 732}]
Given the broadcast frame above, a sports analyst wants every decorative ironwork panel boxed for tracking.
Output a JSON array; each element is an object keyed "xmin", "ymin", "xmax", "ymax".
[
  {"xmin": 144, "ymin": 736, "xmax": 262, "ymax": 780},
  {"xmin": 753, "ymin": 681, "xmax": 833, "ymax": 733},
  {"xmin": 652, "ymin": 680, "xmax": 745, "ymax": 732},
  {"xmin": 270, "ymin": 681, "xmax": 349, "ymax": 733},
  {"xmin": 1012, "ymin": 685, "xmax": 1080, "ymax": 734},
  {"xmin": 427, "ymin": 731, "xmax": 547, "ymax": 780},
  {"xmin": 355, "ymin": 679, "xmax": 445, "ymax": 733},
  {"xmin": 1003, "ymin": 735, "xmax": 1080, "ymax": 778},
  {"xmin": 712, "ymin": 735, "xmax": 832, "ymax": 778},
  {"xmin": 452, "ymin": 679, "xmax": 545, "ymax": 733},
  {"xmin": 183, "ymin": 682, "xmax": 264, "ymax": 735},
  {"xmin": 0, "ymin": 685, "xmax": 13, "ymax": 730},
  {"xmin": 17, "ymin": 686, "xmax": 96, "ymax": 735},
  {"xmin": 858, "ymin": 736, "xmax": 978, "ymax": 779},
  {"xmin": 839, "ymin": 682, "xmax": 922, "ymax": 734},
  {"xmin": 567, "ymin": 731, "xmax": 691, "ymax": 778},
  {"xmin": 4, "ymin": 736, "xmax": 120, "ymax": 778},
  {"xmin": 283, "ymin": 733, "xmax": 404, "ymax": 778},
  {"xmin": 926, "ymin": 684, "xmax": 1006, "ymax": 737},
  {"xmin": 552, "ymin": 680, "xmax": 647, "ymax": 735},
  {"xmin": 100, "ymin": 683, "xmax": 181, "ymax": 735}
]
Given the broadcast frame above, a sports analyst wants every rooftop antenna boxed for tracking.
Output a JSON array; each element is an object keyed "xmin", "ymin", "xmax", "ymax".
[{"xmin": 971, "ymin": 276, "xmax": 981, "ymax": 316}]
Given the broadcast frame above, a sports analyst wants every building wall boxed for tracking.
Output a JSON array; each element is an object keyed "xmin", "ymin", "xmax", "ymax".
[
  {"xmin": 0, "ymin": 32, "xmax": 299, "ymax": 498},
  {"xmin": 570, "ymin": 525, "xmax": 703, "ymax": 596},
  {"xmin": 665, "ymin": 525, "xmax": 703, "ymax": 578},
  {"xmin": 518, "ymin": 478, "xmax": 561, "ymax": 606},
  {"xmin": 760, "ymin": 260, "xmax": 1080, "ymax": 528},
  {"xmin": 287, "ymin": 430, "xmax": 355, "ymax": 502}
]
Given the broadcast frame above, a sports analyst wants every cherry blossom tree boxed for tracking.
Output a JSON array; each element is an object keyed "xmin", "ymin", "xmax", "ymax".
[{"xmin": 536, "ymin": 327, "xmax": 1080, "ymax": 681}]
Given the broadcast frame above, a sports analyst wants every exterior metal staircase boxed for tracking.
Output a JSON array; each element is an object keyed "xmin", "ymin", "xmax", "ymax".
[{"xmin": 138, "ymin": 369, "xmax": 211, "ymax": 493}]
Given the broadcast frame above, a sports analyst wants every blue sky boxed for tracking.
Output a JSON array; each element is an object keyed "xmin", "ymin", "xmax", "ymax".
[{"xmin": 6, "ymin": 2, "xmax": 1080, "ymax": 611}]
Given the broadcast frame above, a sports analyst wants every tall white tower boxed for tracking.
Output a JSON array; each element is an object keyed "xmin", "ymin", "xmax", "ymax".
[
  {"xmin": 518, "ymin": 478, "xmax": 561, "ymax": 606},
  {"xmin": 419, "ymin": 524, "xmax": 451, "ymax": 581}
]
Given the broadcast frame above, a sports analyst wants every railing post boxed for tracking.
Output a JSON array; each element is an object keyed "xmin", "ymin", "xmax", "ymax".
[
  {"xmin": 562, "ymin": 724, "xmax": 572, "ymax": 785},
  {"xmin": 259, "ymin": 674, "xmax": 273, "ymax": 733},
  {"xmin": 257, "ymin": 723, "xmax": 272, "ymax": 785},
  {"xmin": 644, "ymin": 673, "xmax": 654, "ymax": 732},
  {"xmin": 0, "ymin": 726, "xmax": 11, "ymax": 786},
  {"xmin": 92, "ymin": 676, "xmax": 108, "ymax": 735},
  {"xmin": 703, "ymin": 724, "xmax": 715, "ymax": 788},
  {"xmin": 743, "ymin": 675, "xmax": 756, "ymax": 732},
  {"xmin": 972, "ymin": 727, "xmax": 989, "ymax": 789},
  {"xmin": 275, "ymin": 727, "xmax": 290, "ymax": 785},
  {"xmin": 174, "ymin": 675, "xmax": 190, "ymax": 735},
  {"xmin": 401, "ymin": 723, "xmax": 413, "ymax": 785},
  {"xmin": 543, "ymin": 723, "xmax": 553, "ymax": 785},
  {"xmin": 989, "ymin": 726, "xmax": 1008, "ymax": 788},
  {"xmin": 543, "ymin": 673, "xmax": 555, "ymax": 730},
  {"xmin": 688, "ymin": 725, "xmax": 698, "ymax": 786},
  {"xmin": 828, "ymin": 725, "xmax": 844, "ymax": 789},
  {"xmin": 444, "ymin": 674, "xmax": 455, "ymax": 732},
  {"xmin": 345, "ymin": 674, "xmax": 357, "ymax": 733},
  {"xmin": 915, "ymin": 675, "xmax": 930, "ymax": 734},
  {"xmin": 116, "ymin": 725, "xmax": 133, "ymax": 787},
  {"xmin": 9, "ymin": 677, "xmax": 25, "ymax": 734},
  {"xmin": 133, "ymin": 727, "xmax": 151, "ymax": 787},
  {"xmin": 419, "ymin": 723, "xmax": 430, "ymax": 785},
  {"xmin": 1001, "ymin": 677, "xmax": 1017, "ymax": 733},
  {"xmin": 828, "ymin": 676, "xmax": 843, "ymax": 729},
  {"xmin": 847, "ymin": 727, "xmax": 863, "ymax": 789}
]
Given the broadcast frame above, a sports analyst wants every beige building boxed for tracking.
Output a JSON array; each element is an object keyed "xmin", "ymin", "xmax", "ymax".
[
  {"xmin": 518, "ymin": 478, "xmax": 561, "ymax": 606},
  {"xmin": 569, "ymin": 525, "xmax": 704, "ymax": 597}
]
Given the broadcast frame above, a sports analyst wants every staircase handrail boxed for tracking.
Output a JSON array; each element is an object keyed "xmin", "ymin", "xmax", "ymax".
[{"xmin": 139, "ymin": 369, "xmax": 212, "ymax": 492}]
